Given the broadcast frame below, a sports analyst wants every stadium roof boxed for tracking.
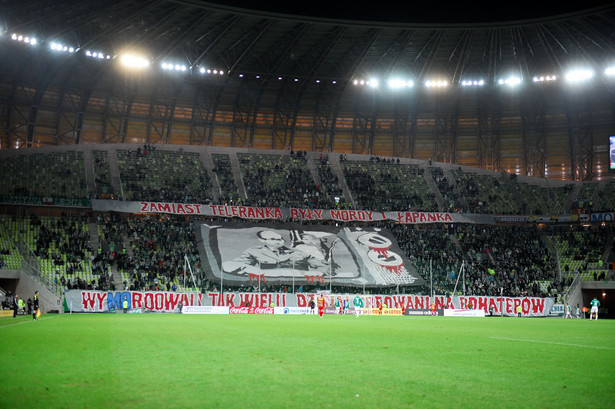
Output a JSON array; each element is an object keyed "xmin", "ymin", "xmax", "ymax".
[
  {"xmin": 206, "ymin": 1, "xmax": 615, "ymax": 24},
  {"xmin": 2, "ymin": 1, "xmax": 615, "ymax": 180},
  {"xmin": 4, "ymin": 0, "xmax": 615, "ymax": 82}
]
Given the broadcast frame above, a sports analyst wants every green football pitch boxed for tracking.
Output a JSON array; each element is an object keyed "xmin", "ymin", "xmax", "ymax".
[{"xmin": 1, "ymin": 313, "xmax": 614, "ymax": 409}]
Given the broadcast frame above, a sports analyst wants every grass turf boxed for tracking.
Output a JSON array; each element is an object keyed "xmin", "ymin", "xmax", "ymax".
[{"xmin": 1, "ymin": 313, "xmax": 614, "ymax": 409}]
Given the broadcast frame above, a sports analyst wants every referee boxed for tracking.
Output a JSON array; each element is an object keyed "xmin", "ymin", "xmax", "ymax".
[{"xmin": 33, "ymin": 290, "xmax": 39, "ymax": 320}]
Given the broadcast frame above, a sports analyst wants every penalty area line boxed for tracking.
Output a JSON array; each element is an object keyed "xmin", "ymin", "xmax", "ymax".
[
  {"xmin": 0, "ymin": 314, "xmax": 61, "ymax": 329},
  {"xmin": 489, "ymin": 336, "xmax": 615, "ymax": 350}
]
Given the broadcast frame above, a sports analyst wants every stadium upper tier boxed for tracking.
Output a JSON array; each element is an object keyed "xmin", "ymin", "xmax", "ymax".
[
  {"xmin": 0, "ymin": 144, "xmax": 613, "ymax": 215},
  {"xmin": 1, "ymin": 2, "xmax": 615, "ymax": 181}
]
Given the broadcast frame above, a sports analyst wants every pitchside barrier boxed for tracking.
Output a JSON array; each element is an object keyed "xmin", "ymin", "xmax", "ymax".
[{"xmin": 65, "ymin": 290, "xmax": 555, "ymax": 317}]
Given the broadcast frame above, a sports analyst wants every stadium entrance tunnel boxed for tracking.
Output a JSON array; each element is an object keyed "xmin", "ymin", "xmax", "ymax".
[{"xmin": 581, "ymin": 289, "xmax": 612, "ymax": 319}]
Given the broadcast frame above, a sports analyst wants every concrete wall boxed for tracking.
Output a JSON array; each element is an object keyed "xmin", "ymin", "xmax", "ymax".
[{"xmin": 0, "ymin": 270, "xmax": 63, "ymax": 314}]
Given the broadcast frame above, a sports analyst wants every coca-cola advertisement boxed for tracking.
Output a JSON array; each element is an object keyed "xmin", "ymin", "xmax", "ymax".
[{"xmin": 229, "ymin": 306, "xmax": 274, "ymax": 314}]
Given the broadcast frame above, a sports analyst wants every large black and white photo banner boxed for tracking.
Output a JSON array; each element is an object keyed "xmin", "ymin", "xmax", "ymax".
[{"xmin": 195, "ymin": 222, "xmax": 426, "ymax": 288}]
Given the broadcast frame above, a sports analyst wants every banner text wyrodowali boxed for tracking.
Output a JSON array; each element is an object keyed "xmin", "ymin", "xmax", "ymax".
[{"xmin": 67, "ymin": 291, "xmax": 554, "ymax": 317}]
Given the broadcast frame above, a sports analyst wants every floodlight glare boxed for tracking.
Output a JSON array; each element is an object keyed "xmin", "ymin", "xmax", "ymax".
[
  {"xmin": 120, "ymin": 54, "xmax": 149, "ymax": 68},
  {"xmin": 388, "ymin": 78, "xmax": 414, "ymax": 89},
  {"xmin": 388, "ymin": 78, "xmax": 408, "ymax": 89},
  {"xmin": 533, "ymin": 75, "xmax": 557, "ymax": 82},
  {"xmin": 388, "ymin": 79, "xmax": 403, "ymax": 89},
  {"xmin": 461, "ymin": 79, "xmax": 485, "ymax": 87},
  {"xmin": 11, "ymin": 33, "xmax": 37, "ymax": 46},
  {"xmin": 425, "ymin": 80, "xmax": 448, "ymax": 88},
  {"xmin": 564, "ymin": 68, "xmax": 593, "ymax": 83},
  {"xmin": 498, "ymin": 76, "xmax": 521, "ymax": 87}
]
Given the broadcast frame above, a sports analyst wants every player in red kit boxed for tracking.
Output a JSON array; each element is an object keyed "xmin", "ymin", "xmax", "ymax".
[
  {"xmin": 317, "ymin": 294, "xmax": 326, "ymax": 317},
  {"xmin": 430, "ymin": 302, "xmax": 436, "ymax": 316}
]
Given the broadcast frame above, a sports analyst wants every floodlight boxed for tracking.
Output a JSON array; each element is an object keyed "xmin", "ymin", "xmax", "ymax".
[
  {"xmin": 532, "ymin": 75, "xmax": 557, "ymax": 82},
  {"xmin": 564, "ymin": 68, "xmax": 593, "ymax": 83},
  {"xmin": 11, "ymin": 33, "xmax": 38, "ymax": 46},
  {"xmin": 461, "ymin": 79, "xmax": 485, "ymax": 87},
  {"xmin": 120, "ymin": 54, "xmax": 149, "ymax": 68},
  {"xmin": 425, "ymin": 80, "xmax": 448, "ymax": 88},
  {"xmin": 85, "ymin": 50, "xmax": 111, "ymax": 61},
  {"xmin": 388, "ymin": 78, "xmax": 414, "ymax": 89},
  {"xmin": 498, "ymin": 76, "xmax": 521, "ymax": 87},
  {"xmin": 605, "ymin": 66, "xmax": 615, "ymax": 76}
]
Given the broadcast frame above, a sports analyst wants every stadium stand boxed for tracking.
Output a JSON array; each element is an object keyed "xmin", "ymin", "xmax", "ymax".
[
  {"xmin": 92, "ymin": 150, "xmax": 115, "ymax": 198},
  {"xmin": 0, "ymin": 150, "xmax": 88, "ymax": 199},
  {"xmin": 341, "ymin": 158, "xmax": 438, "ymax": 212},
  {"xmin": 238, "ymin": 151, "xmax": 333, "ymax": 209},
  {"xmin": 0, "ymin": 145, "xmax": 614, "ymax": 300},
  {"xmin": 211, "ymin": 153, "xmax": 241, "ymax": 205},
  {"xmin": 116, "ymin": 146, "xmax": 213, "ymax": 203}
]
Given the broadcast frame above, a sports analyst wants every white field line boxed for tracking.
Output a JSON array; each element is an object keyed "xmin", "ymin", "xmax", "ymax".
[
  {"xmin": 0, "ymin": 314, "xmax": 61, "ymax": 328},
  {"xmin": 490, "ymin": 336, "xmax": 615, "ymax": 350}
]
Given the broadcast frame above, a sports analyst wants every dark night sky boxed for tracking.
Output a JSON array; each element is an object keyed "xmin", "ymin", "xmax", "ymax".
[{"xmin": 204, "ymin": 1, "xmax": 615, "ymax": 24}]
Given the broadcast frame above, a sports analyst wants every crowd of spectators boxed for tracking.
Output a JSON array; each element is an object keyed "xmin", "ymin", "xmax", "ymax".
[
  {"xmin": 342, "ymin": 160, "xmax": 437, "ymax": 212},
  {"xmin": 2, "ymin": 209, "xmax": 613, "ymax": 300},
  {"xmin": 116, "ymin": 146, "xmax": 213, "ymax": 204},
  {"xmin": 239, "ymin": 152, "xmax": 336, "ymax": 209},
  {"xmin": 2, "ymin": 148, "xmax": 615, "ymax": 300},
  {"xmin": 0, "ymin": 151, "xmax": 88, "ymax": 199},
  {"xmin": 211, "ymin": 153, "xmax": 240, "ymax": 205},
  {"xmin": 456, "ymin": 225, "xmax": 558, "ymax": 297},
  {"xmin": 120, "ymin": 214, "xmax": 206, "ymax": 292},
  {"xmin": 4, "ymin": 146, "xmax": 615, "ymax": 216},
  {"xmin": 314, "ymin": 154, "xmax": 346, "ymax": 208},
  {"xmin": 390, "ymin": 223, "xmax": 462, "ymax": 295},
  {"xmin": 430, "ymin": 167, "xmax": 461, "ymax": 212},
  {"xmin": 92, "ymin": 150, "xmax": 115, "ymax": 198}
]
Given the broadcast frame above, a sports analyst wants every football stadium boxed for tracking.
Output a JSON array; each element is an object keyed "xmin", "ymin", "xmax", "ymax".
[{"xmin": 1, "ymin": 1, "xmax": 615, "ymax": 408}]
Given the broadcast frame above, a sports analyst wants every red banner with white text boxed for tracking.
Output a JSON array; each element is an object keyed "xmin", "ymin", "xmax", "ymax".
[
  {"xmin": 65, "ymin": 291, "xmax": 555, "ymax": 317},
  {"xmin": 91, "ymin": 199, "xmax": 495, "ymax": 225}
]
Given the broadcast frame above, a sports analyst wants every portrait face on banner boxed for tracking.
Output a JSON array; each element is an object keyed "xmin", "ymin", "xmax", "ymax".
[{"xmin": 195, "ymin": 222, "xmax": 425, "ymax": 288}]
